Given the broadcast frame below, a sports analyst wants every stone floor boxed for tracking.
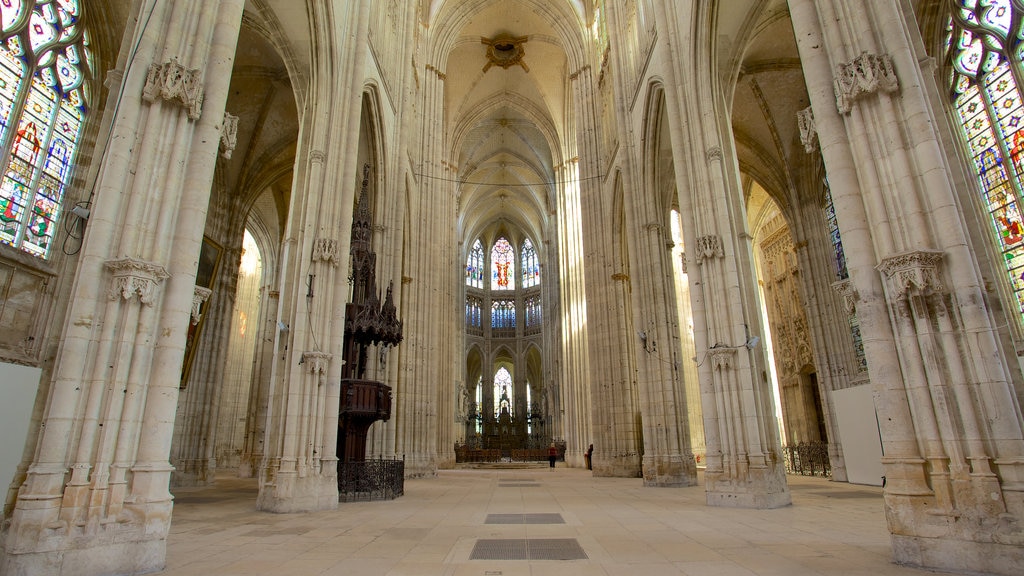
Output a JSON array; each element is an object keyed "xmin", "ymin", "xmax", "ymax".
[{"xmin": 160, "ymin": 466, "xmax": 943, "ymax": 576}]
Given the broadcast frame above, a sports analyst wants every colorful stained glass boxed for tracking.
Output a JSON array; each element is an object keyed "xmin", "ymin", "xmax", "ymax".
[
  {"xmin": 491, "ymin": 237, "xmax": 515, "ymax": 290},
  {"xmin": 525, "ymin": 295, "xmax": 541, "ymax": 328},
  {"xmin": 466, "ymin": 296, "xmax": 482, "ymax": 328},
  {"xmin": 521, "ymin": 237, "xmax": 540, "ymax": 287},
  {"xmin": 0, "ymin": 0, "xmax": 89, "ymax": 258},
  {"xmin": 823, "ymin": 183, "xmax": 848, "ymax": 280},
  {"xmin": 491, "ymin": 299, "xmax": 516, "ymax": 329},
  {"xmin": 1, "ymin": 1, "xmax": 27, "ymax": 34},
  {"xmin": 949, "ymin": 0, "xmax": 1024, "ymax": 328},
  {"xmin": 466, "ymin": 239, "xmax": 484, "ymax": 288}
]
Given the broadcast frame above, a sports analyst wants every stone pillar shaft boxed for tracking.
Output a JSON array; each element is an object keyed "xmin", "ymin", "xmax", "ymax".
[
  {"xmin": 0, "ymin": 1, "xmax": 244, "ymax": 574},
  {"xmin": 789, "ymin": 0, "xmax": 1024, "ymax": 573}
]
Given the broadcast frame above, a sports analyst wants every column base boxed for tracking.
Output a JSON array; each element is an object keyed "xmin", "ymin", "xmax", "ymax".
[
  {"xmin": 1, "ymin": 538, "xmax": 166, "ymax": 576},
  {"xmin": 642, "ymin": 454, "xmax": 698, "ymax": 487},
  {"xmin": 892, "ymin": 534, "xmax": 1024, "ymax": 576},
  {"xmin": 592, "ymin": 452, "xmax": 642, "ymax": 478},
  {"xmin": 705, "ymin": 462, "xmax": 791, "ymax": 508},
  {"xmin": 256, "ymin": 470, "xmax": 339, "ymax": 513}
]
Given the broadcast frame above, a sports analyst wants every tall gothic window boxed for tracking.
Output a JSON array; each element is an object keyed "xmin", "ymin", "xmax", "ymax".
[
  {"xmin": 493, "ymin": 366, "xmax": 512, "ymax": 418},
  {"xmin": 824, "ymin": 180, "xmax": 865, "ymax": 371},
  {"xmin": 521, "ymin": 237, "xmax": 540, "ymax": 287},
  {"xmin": 524, "ymin": 294, "xmax": 541, "ymax": 332},
  {"xmin": 946, "ymin": 0, "xmax": 1024, "ymax": 321},
  {"xmin": 466, "ymin": 238, "xmax": 483, "ymax": 288},
  {"xmin": 0, "ymin": 0, "xmax": 91, "ymax": 258},
  {"xmin": 466, "ymin": 295, "xmax": 482, "ymax": 329},
  {"xmin": 491, "ymin": 236, "xmax": 514, "ymax": 290}
]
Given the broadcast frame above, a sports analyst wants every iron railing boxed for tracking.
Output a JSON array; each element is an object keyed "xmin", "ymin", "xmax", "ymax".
[
  {"xmin": 338, "ymin": 457, "xmax": 405, "ymax": 502},
  {"xmin": 783, "ymin": 442, "xmax": 832, "ymax": 477}
]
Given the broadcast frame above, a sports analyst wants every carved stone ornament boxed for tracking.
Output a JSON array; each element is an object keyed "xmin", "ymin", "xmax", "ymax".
[
  {"xmin": 708, "ymin": 346, "xmax": 737, "ymax": 370},
  {"xmin": 312, "ymin": 238, "xmax": 339, "ymax": 266},
  {"xmin": 834, "ymin": 52, "xmax": 898, "ymax": 114},
  {"xmin": 481, "ymin": 34, "xmax": 529, "ymax": 73},
  {"xmin": 191, "ymin": 286, "xmax": 213, "ymax": 325},
  {"xmin": 105, "ymin": 257, "xmax": 170, "ymax": 305},
  {"xmin": 302, "ymin": 351, "xmax": 332, "ymax": 376},
  {"xmin": 706, "ymin": 146, "xmax": 723, "ymax": 164},
  {"xmin": 831, "ymin": 278, "xmax": 859, "ymax": 315},
  {"xmin": 876, "ymin": 250, "xmax": 944, "ymax": 299},
  {"xmin": 142, "ymin": 58, "xmax": 204, "ymax": 120},
  {"xmin": 797, "ymin": 107, "xmax": 817, "ymax": 153},
  {"xmin": 220, "ymin": 112, "xmax": 238, "ymax": 159},
  {"xmin": 695, "ymin": 235, "xmax": 725, "ymax": 264}
]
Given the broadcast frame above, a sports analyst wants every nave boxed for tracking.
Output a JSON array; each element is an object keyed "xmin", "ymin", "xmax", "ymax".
[{"xmin": 161, "ymin": 469, "xmax": 926, "ymax": 576}]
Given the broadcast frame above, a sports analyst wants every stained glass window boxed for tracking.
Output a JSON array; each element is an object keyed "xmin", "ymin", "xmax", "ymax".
[
  {"xmin": 491, "ymin": 237, "xmax": 515, "ymax": 290},
  {"xmin": 493, "ymin": 366, "xmax": 513, "ymax": 418},
  {"xmin": 491, "ymin": 299, "xmax": 516, "ymax": 329},
  {"xmin": 0, "ymin": 0, "xmax": 91, "ymax": 258},
  {"xmin": 466, "ymin": 239, "xmax": 484, "ymax": 288},
  {"xmin": 823, "ymin": 181, "xmax": 848, "ymax": 280},
  {"xmin": 466, "ymin": 295, "xmax": 481, "ymax": 328},
  {"xmin": 521, "ymin": 237, "xmax": 540, "ymax": 287},
  {"xmin": 525, "ymin": 295, "xmax": 541, "ymax": 328},
  {"xmin": 947, "ymin": 0, "xmax": 1024, "ymax": 322}
]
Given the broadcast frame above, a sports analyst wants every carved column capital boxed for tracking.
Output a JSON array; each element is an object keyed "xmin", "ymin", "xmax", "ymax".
[
  {"xmin": 695, "ymin": 235, "xmax": 724, "ymax": 264},
  {"xmin": 105, "ymin": 257, "xmax": 170, "ymax": 305},
  {"xmin": 834, "ymin": 52, "xmax": 898, "ymax": 114},
  {"xmin": 797, "ymin": 106, "xmax": 817, "ymax": 153},
  {"xmin": 309, "ymin": 150, "xmax": 326, "ymax": 165},
  {"xmin": 302, "ymin": 351, "xmax": 332, "ymax": 376},
  {"xmin": 142, "ymin": 58, "xmax": 204, "ymax": 120},
  {"xmin": 706, "ymin": 146, "xmax": 723, "ymax": 164},
  {"xmin": 708, "ymin": 347, "xmax": 737, "ymax": 370},
  {"xmin": 831, "ymin": 278, "xmax": 859, "ymax": 315},
  {"xmin": 312, "ymin": 238, "xmax": 339, "ymax": 266},
  {"xmin": 191, "ymin": 286, "xmax": 213, "ymax": 325},
  {"xmin": 220, "ymin": 112, "xmax": 238, "ymax": 159},
  {"xmin": 877, "ymin": 250, "xmax": 944, "ymax": 299}
]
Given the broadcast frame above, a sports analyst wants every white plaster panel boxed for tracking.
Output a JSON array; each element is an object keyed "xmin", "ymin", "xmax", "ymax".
[
  {"xmin": 0, "ymin": 362, "xmax": 40, "ymax": 488},
  {"xmin": 833, "ymin": 384, "xmax": 884, "ymax": 486}
]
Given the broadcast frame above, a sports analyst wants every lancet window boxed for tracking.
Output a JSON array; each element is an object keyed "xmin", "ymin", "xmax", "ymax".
[
  {"xmin": 466, "ymin": 239, "xmax": 484, "ymax": 288},
  {"xmin": 521, "ymin": 237, "xmax": 540, "ymax": 287},
  {"xmin": 493, "ymin": 366, "xmax": 513, "ymax": 418},
  {"xmin": 491, "ymin": 236, "xmax": 514, "ymax": 290},
  {"xmin": 946, "ymin": 0, "xmax": 1024, "ymax": 322},
  {"xmin": 0, "ymin": 0, "xmax": 91, "ymax": 258}
]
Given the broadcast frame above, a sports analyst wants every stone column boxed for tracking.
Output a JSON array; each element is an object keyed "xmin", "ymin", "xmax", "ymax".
[
  {"xmin": 0, "ymin": 1, "xmax": 244, "ymax": 574},
  {"xmin": 656, "ymin": 1, "xmax": 791, "ymax": 508},
  {"xmin": 256, "ymin": 0, "xmax": 371, "ymax": 512},
  {"xmin": 566, "ymin": 61, "xmax": 640, "ymax": 476},
  {"xmin": 789, "ymin": 1, "xmax": 1024, "ymax": 573},
  {"xmin": 238, "ymin": 287, "xmax": 278, "ymax": 478}
]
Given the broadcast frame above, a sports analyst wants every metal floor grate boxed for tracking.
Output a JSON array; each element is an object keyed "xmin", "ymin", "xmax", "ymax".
[
  {"xmin": 498, "ymin": 482, "xmax": 540, "ymax": 487},
  {"xmin": 485, "ymin": 513, "xmax": 565, "ymax": 524},
  {"xmin": 470, "ymin": 538, "xmax": 587, "ymax": 560}
]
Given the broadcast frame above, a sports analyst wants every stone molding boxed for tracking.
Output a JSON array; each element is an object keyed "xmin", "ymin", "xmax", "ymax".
[
  {"xmin": 797, "ymin": 106, "xmax": 817, "ymax": 153},
  {"xmin": 302, "ymin": 351, "xmax": 332, "ymax": 375},
  {"xmin": 708, "ymin": 347, "xmax": 737, "ymax": 370},
  {"xmin": 220, "ymin": 112, "xmax": 238, "ymax": 159},
  {"xmin": 695, "ymin": 235, "xmax": 724, "ymax": 264},
  {"xmin": 831, "ymin": 278, "xmax": 859, "ymax": 315},
  {"xmin": 191, "ymin": 286, "xmax": 213, "ymax": 325},
  {"xmin": 312, "ymin": 238, "xmax": 339, "ymax": 266},
  {"xmin": 834, "ymin": 52, "xmax": 898, "ymax": 114},
  {"xmin": 877, "ymin": 250, "xmax": 944, "ymax": 299},
  {"xmin": 309, "ymin": 150, "xmax": 326, "ymax": 165},
  {"xmin": 425, "ymin": 63, "xmax": 446, "ymax": 80},
  {"xmin": 142, "ymin": 58, "xmax": 204, "ymax": 120},
  {"xmin": 105, "ymin": 257, "xmax": 170, "ymax": 305}
]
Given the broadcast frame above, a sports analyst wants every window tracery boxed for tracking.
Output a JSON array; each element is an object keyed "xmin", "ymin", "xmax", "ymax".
[
  {"xmin": 521, "ymin": 237, "xmax": 540, "ymax": 287},
  {"xmin": 491, "ymin": 236, "xmax": 514, "ymax": 290},
  {"xmin": 0, "ymin": 0, "xmax": 90, "ymax": 258},
  {"xmin": 946, "ymin": 0, "xmax": 1024, "ymax": 322}
]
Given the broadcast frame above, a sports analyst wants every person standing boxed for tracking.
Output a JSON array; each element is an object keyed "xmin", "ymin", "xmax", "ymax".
[
  {"xmin": 548, "ymin": 443, "xmax": 558, "ymax": 469},
  {"xmin": 585, "ymin": 444, "xmax": 594, "ymax": 470}
]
